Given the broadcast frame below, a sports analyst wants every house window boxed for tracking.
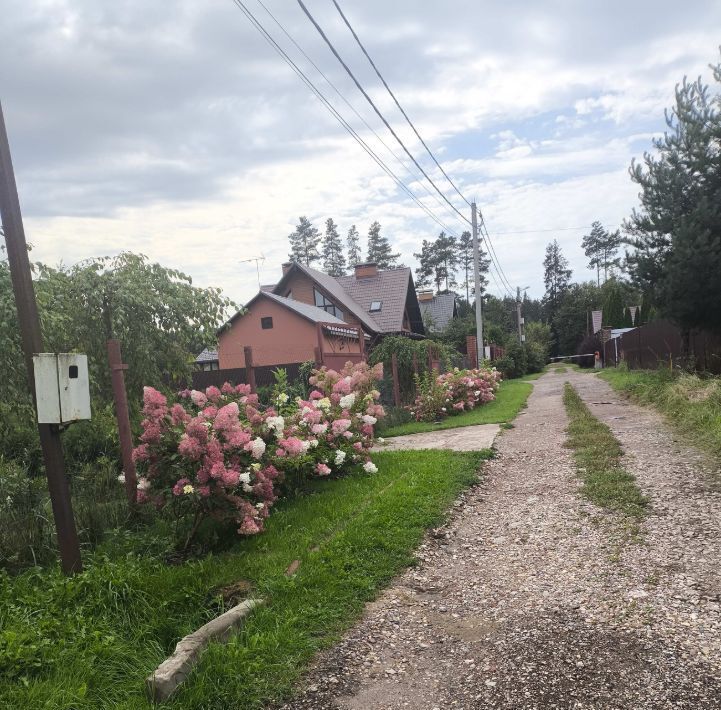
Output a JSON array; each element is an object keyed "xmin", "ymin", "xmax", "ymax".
[
  {"xmin": 261, "ymin": 316, "xmax": 273, "ymax": 329},
  {"xmin": 314, "ymin": 288, "xmax": 344, "ymax": 319},
  {"xmin": 369, "ymin": 300, "xmax": 382, "ymax": 312}
]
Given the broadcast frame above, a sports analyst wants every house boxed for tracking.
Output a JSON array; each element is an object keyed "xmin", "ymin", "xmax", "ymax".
[
  {"xmin": 195, "ymin": 348, "xmax": 219, "ymax": 371},
  {"xmin": 417, "ymin": 291, "xmax": 458, "ymax": 333},
  {"xmin": 217, "ymin": 262, "xmax": 425, "ymax": 369}
]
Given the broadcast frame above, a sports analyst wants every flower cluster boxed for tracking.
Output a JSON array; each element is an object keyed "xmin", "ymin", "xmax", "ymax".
[
  {"xmin": 409, "ymin": 367, "xmax": 502, "ymax": 422},
  {"xmin": 132, "ymin": 362, "xmax": 385, "ymax": 544}
]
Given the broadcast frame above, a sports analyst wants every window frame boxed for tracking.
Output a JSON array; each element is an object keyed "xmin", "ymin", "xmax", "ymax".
[
  {"xmin": 369, "ymin": 300, "xmax": 382, "ymax": 313},
  {"xmin": 261, "ymin": 316, "xmax": 274, "ymax": 330},
  {"xmin": 313, "ymin": 287, "xmax": 344, "ymax": 320}
]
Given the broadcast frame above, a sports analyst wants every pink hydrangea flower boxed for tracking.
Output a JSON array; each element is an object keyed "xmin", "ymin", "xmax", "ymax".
[
  {"xmin": 190, "ymin": 390, "xmax": 208, "ymax": 407},
  {"xmin": 316, "ymin": 463, "xmax": 331, "ymax": 476},
  {"xmin": 331, "ymin": 419, "xmax": 352, "ymax": 435}
]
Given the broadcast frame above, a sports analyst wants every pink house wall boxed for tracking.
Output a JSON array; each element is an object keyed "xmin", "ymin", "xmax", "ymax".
[
  {"xmin": 218, "ymin": 295, "xmax": 364, "ymax": 368},
  {"xmin": 219, "ymin": 297, "xmax": 318, "ymax": 368}
]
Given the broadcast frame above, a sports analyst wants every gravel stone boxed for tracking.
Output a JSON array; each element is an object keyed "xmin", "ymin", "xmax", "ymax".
[{"xmin": 276, "ymin": 371, "xmax": 721, "ymax": 709}]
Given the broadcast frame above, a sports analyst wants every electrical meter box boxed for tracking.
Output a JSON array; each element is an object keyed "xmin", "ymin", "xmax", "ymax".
[{"xmin": 33, "ymin": 353, "xmax": 92, "ymax": 424}]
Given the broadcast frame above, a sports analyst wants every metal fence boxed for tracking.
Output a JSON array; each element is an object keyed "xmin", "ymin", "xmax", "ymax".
[{"xmin": 603, "ymin": 320, "xmax": 721, "ymax": 374}]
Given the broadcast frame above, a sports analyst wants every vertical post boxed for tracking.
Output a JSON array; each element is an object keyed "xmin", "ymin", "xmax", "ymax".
[
  {"xmin": 358, "ymin": 326, "xmax": 365, "ymax": 361},
  {"xmin": 391, "ymin": 352, "xmax": 401, "ymax": 407},
  {"xmin": 516, "ymin": 286, "xmax": 523, "ymax": 345},
  {"xmin": 244, "ymin": 346, "xmax": 256, "ymax": 393},
  {"xmin": 314, "ymin": 346, "xmax": 322, "ymax": 367},
  {"xmin": 0, "ymin": 101, "xmax": 82, "ymax": 574},
  {"xmin": 316, "ymin": 321, "xmax": 324, "ymax": 364},
  {"xmin": 471, "ymin": 202, "xmax": 484, "ymax": 366},
  {"xmin": 107, "ymin": 339, "xmax": 137, "ymax": 505}
]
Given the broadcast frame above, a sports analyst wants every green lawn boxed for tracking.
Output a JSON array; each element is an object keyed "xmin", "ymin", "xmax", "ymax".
[
  {"xmin": 379, "ymin": 378, "xmax": 534, "ymax": 437},
  {"xmin": 599, "ymin": 366, "xmax": 721, "ymax": 460},
  {"xmin": 0, "ymin": 449, "xmax": 488, "ymax": 710},
  {"xmin": 563, "ymin": 383, "xmax": 647, "ymax": 517}
]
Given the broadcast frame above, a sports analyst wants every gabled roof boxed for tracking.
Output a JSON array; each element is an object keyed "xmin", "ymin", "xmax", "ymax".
[
  {"xmin": 336, "ymin": 266, "xmax": 419, "ymax": 333},
  {"xmin": 419, "ymin": 292, "xmax": 457, "ymax": 332},
  {"xmin": 219, "ymin": 290, "xmax": 347, "ymax": 335},
  {"xmin": 261, "ymin": 291, "xmax": 347, "ymax": 325},
  {"xmin": 272, "ymin": 262, "xmax": 380, "ymax": 333},
  {"xmin": 195, "ymin": 347, "xmax": 219, "ymax": 363}
]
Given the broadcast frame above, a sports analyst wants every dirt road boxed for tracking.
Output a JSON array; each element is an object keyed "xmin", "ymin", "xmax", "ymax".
[{"xmin": 280, "ymin": 370, "xmax": 721, "ymax": 709}]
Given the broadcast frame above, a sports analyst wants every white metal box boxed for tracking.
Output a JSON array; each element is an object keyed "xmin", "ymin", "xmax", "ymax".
[{"xmin": 33, "ymin": 353, "xmax": 92, "ymax": 424}]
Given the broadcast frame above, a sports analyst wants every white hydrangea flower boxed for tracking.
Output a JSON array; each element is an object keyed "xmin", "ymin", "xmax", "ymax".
[
  {"xmin": 277, "ymin": 392, "xmax": 289, "ymax": 404},
  {"xmin": 117, "ymin": 473, "xmax": 126, "ymax": 484},
  {"xmin": 251, "ymin": 462, "xmax": 262, "ymax": 471},
  {"xmin": 317, "ymin": 397, "xmax": 331, "ymax": 411},
  {"xmin": 242, "ymin": 483, "xmax": 253, "ymax": 493},
  {"xmin": 265, "ymin": 416, "xmax": 285, "ymax": 435},
  {"xmin": 361, "ymin": 415, "xmax": 377, "ymax": 425},
  {"xmin": 334, "ymin": 450, "xmax": 346, "ymax": 465},
  {"xmin": 308, "ymin": 439, "xmax": 319, "ymax": 448},
  {"xmin": 339, "ymin": 393, "xmax": 356, "ymax": 409},
  {"xmin": 255, "ymin": 502, "xmax": 265, "ymax": 510},
  {"xmin": 251, "ymin": 437, "xmax": 266, "ymax": 458},
  {"xmin": 183, "ymin": 484, "xmax": 194, "ymax": 495},
  {"xmin": 363, "ymin": 461, "xmax": 378, "ymax": 474},
  {"xmin": 239, "ymin": 471, "xmax": 251, "ymax": 484},
  {"xmin": 136, "ymin": 477, "xmax": 151, "ymax": 491}
]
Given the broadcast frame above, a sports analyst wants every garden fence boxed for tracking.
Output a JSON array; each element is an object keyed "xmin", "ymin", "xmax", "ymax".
[{"xmin": 603, "ymin": 320, "xmax": 721, "ymax": 374}]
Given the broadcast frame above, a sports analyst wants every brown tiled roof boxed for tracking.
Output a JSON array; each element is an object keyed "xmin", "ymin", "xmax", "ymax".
[
  {"xmin": 272, "ymin": 263, "xmax": 380, "ymax": 333},
  {"xmin": 336, "ymin": 267, "xmax": 416, "ymax": 333}
]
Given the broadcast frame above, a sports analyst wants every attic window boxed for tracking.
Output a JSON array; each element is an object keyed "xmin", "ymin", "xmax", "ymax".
[
  {"xmin": 369, "ymin": 300, "xmax": 382, "ymax": 312},
  {"xmin": 314, "ymin": 288, "xmax": 344, "ymax": 320},
  {"xmin": 261, "ymin": 316, "xmax": 273, "ymax": 329}
]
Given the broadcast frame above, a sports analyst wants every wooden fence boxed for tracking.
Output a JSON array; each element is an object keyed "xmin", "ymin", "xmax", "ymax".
[{"xmin": 603, "ymin": 320, "xmax": 721, "ymax": 374}]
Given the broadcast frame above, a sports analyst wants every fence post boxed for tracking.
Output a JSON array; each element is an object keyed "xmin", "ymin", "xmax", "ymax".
[
  {"xmin": 358, "ymin": 326, "xmax": 365, "ymax": 361},
  {"xmin": 314, "ymin": 346, "xmax": 322, "ymax": 367},
  {"xmin": 244, "ymin": 346, "xmax": 256, "ymax": 393},
  {"xmin": 391, "ymin": 352, "xmax": 401, "ymax": 407},
  {"xmin": 107, "ymin": 339, "xmax": 137, "ymax": 506}
]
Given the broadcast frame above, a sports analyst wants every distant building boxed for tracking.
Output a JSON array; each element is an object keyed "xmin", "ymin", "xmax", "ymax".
[
  {"xmin": 215, "ymin": 262, "xmax": 425, "ymax": 369},
  {"xmin": 195, "ymin": 347, "xmax": 219, "ymax": 371},
  {"xmin": 417, "ymin": 291, "xmax": 458, "ymax": 333}
]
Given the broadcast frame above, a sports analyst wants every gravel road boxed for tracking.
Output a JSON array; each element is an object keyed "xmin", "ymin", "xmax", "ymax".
[{"xmin": 278, "ymin": 370, "xmax": 721, "ymax": 709}]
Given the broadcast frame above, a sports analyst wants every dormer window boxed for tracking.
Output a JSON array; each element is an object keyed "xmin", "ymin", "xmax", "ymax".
[
  {"xmin": 314, "ymin": 288, "xmax": 344, "ymax": 319},
  {"xmin": 369, "ymin": 300, "xmax": 382, "ymax": 312}
]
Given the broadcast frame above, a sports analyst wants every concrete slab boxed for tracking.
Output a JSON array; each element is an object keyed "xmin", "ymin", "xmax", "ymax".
[{"xmin": 374, "ymin": 423, "xmax": 500, "ymax": 452}]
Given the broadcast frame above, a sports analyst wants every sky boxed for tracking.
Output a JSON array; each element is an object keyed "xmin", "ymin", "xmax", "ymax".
[{"xmin": 2, "ymin": 0, "xmax": 720, "ymax": 306}]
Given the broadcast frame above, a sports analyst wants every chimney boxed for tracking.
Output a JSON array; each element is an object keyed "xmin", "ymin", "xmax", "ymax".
[
  {"xmin": 355, "ymin": 262, "xmax": 378, "ymax": 279},
  {"xmin": 417, "ymin": 290, "xmax": 434, "ymax": 303},
  {"xmin": 282, "ymin": 261, "xmax": 293, "ymax": 276}
]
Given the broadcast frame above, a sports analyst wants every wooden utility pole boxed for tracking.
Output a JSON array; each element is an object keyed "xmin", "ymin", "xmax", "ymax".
[
  {"xmin": 0, "ymin": 101, "xmax": 82, "ymax": 574},
  {"xmin": 471, "ymin": 202, "xmax": 484, "ymax": 365}
]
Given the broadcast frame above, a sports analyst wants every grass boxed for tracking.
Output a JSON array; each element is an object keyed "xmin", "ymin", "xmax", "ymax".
[
  {"xmin": 379, "ymin": 378, "xmax": 534, "ymax": 437},
  {"xmin": 0, "ymin": 449, "xmax": 488, "ymax": 710},
  {"xmin": 563, "ymin": 383, "xmax": 647, "ymax": 518},
  {"xmin": 599, "ymin": 367, "xmax": 721, "ymax": 460}
]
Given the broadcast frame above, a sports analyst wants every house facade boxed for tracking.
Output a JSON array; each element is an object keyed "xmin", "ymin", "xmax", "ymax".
[
  {"xmin": 417, "ymin": 291, "xmax": 458, "ymax": 333},
  {"xmin": 215, "ymin": 262, "xmax": 425, "ymax": 369}
]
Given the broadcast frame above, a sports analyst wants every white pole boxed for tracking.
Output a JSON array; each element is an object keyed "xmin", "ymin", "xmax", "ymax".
[{"xmin": 471, "ymin": 202, "xmax": 484, "ymax": 366}]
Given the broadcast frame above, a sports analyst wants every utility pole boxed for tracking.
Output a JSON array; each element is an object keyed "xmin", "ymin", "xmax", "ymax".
[
  {"xmin": 471, "ymin": 202, "xmax": 484, "ymax": 365},
  {"xmin": 0, "ymin": 101, "xmax": 82, "ymax": 574},
  {"xmin": 516, "ymin": 285, "xmax": 529, "ymax": 345}
]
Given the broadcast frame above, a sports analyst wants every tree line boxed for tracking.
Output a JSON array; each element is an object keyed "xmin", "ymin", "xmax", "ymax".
[{"xmin": 287, "ymin": 217, "xmax": 400, "ymax": 275}]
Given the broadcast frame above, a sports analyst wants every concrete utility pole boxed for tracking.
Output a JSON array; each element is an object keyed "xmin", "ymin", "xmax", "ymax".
[
  {"xmin": 516, "ymin": 286, "xmax": 529, "ymax": 345},
  {"xmin": 0, "ymin": 101, "xmax": 82, "ymax": 574},
  {"xmin": 471, "ymin": 201, "xmax": 484, "ymax": 365}
]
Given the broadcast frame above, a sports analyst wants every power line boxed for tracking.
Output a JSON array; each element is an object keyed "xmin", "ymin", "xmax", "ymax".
[
  {"xmin": 229, "ymin": 0, "xmax": 461, "ymax": 239},
  {"xmin": 489, "ymin": 224, "xmax": 620, "ymax": 235},
  {"xmin": 253, "ymin": 0, "xmax": 465, "ymax": 228},
  {"xmin": 294, "ymin": 0, "xmax": 472, "ymax": 228},
  {"xmin": 331, "ymin": 0, "xmax": 470, "ymax": 208}
]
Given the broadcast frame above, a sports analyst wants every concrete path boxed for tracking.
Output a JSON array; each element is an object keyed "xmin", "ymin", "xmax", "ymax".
[
  {"xmin": 374, "ymin": 423, "xmax": 500, "ymax": 452},
  {"xmin": 280, "ymin": 369, "xmax": 721, "ymax": 709}
]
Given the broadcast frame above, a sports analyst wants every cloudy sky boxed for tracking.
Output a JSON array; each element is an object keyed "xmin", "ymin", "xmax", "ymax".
[{"xmin": 2, "ymin": 0, "xmax": 720, "ymax": 305}]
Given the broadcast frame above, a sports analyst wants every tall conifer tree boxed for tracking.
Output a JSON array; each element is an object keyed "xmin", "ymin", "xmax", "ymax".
[
  {"xmin": 321, "ymin": 218, "xmax": 346, "ymax": 276},
  {"xmin": 287, "ymin": 216, "xmax": 321, "ymax": 266},
  {"xmin": 366, "ymin": 221, "xmax": 399, "ymax": 268}
]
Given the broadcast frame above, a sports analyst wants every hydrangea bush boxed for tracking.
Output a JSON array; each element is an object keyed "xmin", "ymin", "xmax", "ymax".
[
  {"xmin": 132, "ymin": 361, "xmax": 385, "ymax": 547},
  {"xmin": 409, "ymin": 367, "xmax": 502, "ymax": 422}
]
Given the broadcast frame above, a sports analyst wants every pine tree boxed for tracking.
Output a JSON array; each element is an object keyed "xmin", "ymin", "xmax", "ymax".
[
  {"xmin": 288, "ymin": 216, "xmax": 321, "ymax": 266},
  {"xmin": 626, "ymin": 58, "xmax": 721, "ymax": 335},
  {"xmin": 602, "ymin": 284, "xmax": 625, "ymax": 328},
  {"xmin": 433, "ymin": 232, "xmax": 458, "ymax": 292},
  {"xmin": 321, "ymin": 218, "xmax": 346, "ymax": 276},
  {"xmin": 457, "ymin": 230, "xmax": 489, "ymax": 302},
  {"xmin": 366, "ymin": 221, "xmax": 399, "ymax": 269},
  {"xmin": 413, "ymin": 239, "xmax": 434, "ymax": 289},
  {"xmin": 542, "ymin": 239, "xmax": 572, "ymax": 322},
  {"xmin": 582, "ymin": 221, "xmax": 621, "ymax": 285},
  {"xmin": 346, "ymin": 225, "xmax": 362, "ymax": 268}
]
